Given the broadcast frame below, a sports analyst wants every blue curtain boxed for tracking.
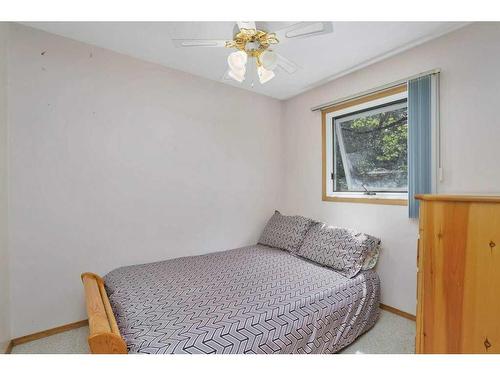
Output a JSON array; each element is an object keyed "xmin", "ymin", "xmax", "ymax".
[{"xmin": 408, "ymin": 75, "xmax": 433, "ymax": 218}]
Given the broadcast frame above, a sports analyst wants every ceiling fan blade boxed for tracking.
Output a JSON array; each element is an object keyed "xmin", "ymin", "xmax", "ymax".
[
  {"xmin": 273, "ymin": 22, "xmax": 333, "ymax": 43},
  {"xmin": 275, "ymin": 53, "xmax": 299, "ymax": 74},
  {"xmin": 172, "ymin": 39, "xmax": 229, "ymax": 48},
  {"xmin": 237, "ymin": 21, "xmax": 257, "ymax": 31}
]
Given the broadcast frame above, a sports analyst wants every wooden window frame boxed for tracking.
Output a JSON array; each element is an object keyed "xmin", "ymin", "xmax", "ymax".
[{"xmin": 321, "ymin": 84, "xmax": 408, "ymax": 206}]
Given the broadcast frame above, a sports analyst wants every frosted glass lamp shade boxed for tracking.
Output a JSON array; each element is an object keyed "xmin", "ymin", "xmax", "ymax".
[
  {"xmin": 260, "ymin": 50, "xmax": 278, "ymax": 70},
  {"xmin": 228, "ymin": 68, "xmax": 245, "ymax": 82},
  {"xmin": 227, "ymin": 51, "xmax": 248, "ymax": 71},
  {"xmin": 257, "ymin": 66, "xmax": 275, "ymax": 84}
]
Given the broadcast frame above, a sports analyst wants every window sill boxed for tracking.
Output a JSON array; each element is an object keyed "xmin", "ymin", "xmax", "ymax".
[{"xmin": 322, "ymin": 193, "xmax": 408, "ymax": 206}]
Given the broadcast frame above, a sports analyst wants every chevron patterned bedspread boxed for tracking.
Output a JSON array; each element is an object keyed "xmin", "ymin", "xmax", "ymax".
[{"xmin": 104, "ymin": 244, "xmax": 380, "ymax": 354}]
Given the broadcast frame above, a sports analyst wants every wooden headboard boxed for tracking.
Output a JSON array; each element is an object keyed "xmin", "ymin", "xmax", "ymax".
[{"xmin": 81, "ymin": 272, "xmax": 128, "ymax": 354}]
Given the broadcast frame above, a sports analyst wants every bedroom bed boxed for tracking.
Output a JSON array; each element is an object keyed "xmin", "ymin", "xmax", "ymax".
[{"xmin": 81, "ymin": 212, "xmax": 381, "ymax": 354}]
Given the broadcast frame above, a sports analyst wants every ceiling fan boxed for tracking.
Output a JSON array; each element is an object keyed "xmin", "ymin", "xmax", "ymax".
[{"xmin": 172, "ymin": 21, "xmax": 333, "ymax": 84}]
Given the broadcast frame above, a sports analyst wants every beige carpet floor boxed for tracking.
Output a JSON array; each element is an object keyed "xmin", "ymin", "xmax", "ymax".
[{"xmin": 11, "ymin": 310, "xmax": 415, "ymax": 354}]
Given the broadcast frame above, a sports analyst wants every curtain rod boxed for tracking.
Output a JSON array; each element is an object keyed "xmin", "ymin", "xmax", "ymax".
[{"xmin": 310, "ymin": 69, "xmax": 441, "ymax": 112}]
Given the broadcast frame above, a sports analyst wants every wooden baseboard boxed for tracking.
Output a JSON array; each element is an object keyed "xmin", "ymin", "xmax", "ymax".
[
  {"xmin": 4, "ymin": 306, "xmax": 411, "ymax": 352},
  {"xmin": 18, "ymin": 307, "xmax": 412, "ymax": 353},
  {"xmin": 10, "ymin": 319, "xmax": 88, "ymax": 347},
  {"xmin": 380, "ymin": 303, "xmax": 416, "ymax": 321}
]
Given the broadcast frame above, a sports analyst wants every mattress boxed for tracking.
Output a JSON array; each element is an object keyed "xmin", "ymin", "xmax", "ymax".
[{"xmin": 104, "ymin": 244, "xmax": 380, "ymax": 354}]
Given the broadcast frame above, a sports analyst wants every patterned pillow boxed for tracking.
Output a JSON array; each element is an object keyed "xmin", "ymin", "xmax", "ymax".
[
  {"xmin": 297, "ymin": 223, "xmax": 381, "ymax": 278},
  {"xmin": 258, "ymin": 211, "xmax": 316, "ymax": 253}
]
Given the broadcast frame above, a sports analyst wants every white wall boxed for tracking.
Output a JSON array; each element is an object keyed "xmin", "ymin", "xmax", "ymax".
[
  {"xmin": 0, "ymin": 23, "xmax": 10, "ymax": 351},
  {"xmin": 281, "ymin": 22, "xmax": 500, "ymax": 315},
  {"xmin": 7, "ymin": 24, "xmax": 283, "ymax": 337}
]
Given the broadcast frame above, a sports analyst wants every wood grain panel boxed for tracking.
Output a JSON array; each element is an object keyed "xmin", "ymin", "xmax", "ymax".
[
  {"xmin": 442, "ymin": 202, "xmax": 469, "ymax": 353},
  {"xmin": 425, "ymin": 202, "xmax": 469, "ymax": 353},
  {"xmin": 461, "ymin": 203, "xmax": 500, "ymax": 353},
  {"xmin": 416, "ymin": 196, "xmax": 500, "ymax": 354}
]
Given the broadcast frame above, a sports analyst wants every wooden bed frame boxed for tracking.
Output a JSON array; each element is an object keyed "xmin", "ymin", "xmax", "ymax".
[
  {"xmin": 80, "ymin": 272, "xmax": 413, "ymax": 354},
  {"xmin": 81, "ymin": 272, "xmax": 128, "ymax": 354}
]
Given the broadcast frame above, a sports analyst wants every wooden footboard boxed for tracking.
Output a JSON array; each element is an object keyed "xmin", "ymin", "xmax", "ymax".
[{"xmin": 81, "ymin": 272, "xmax": 128, "ymax": 354}]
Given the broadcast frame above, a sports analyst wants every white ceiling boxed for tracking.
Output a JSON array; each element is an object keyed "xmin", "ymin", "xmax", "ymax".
[{"xmin": 22, "ymin": 22, "xmax": 467, "ymax": 100}]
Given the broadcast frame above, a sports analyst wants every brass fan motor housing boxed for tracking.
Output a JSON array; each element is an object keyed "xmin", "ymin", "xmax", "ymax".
[{"xmin": 225, "ymin": 28, "xmax": 279, "ymax": 65}]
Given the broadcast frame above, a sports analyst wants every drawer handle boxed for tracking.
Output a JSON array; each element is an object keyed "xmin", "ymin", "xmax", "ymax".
[{"xmin": 489, "ymin": 241, "xmax": 496, "ymax": 250}]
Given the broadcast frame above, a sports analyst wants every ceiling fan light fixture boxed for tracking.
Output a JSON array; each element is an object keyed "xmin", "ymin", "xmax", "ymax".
[
  {"xmin": 257, "ymin": 66, "xmax": 275, "ymax": 84},
  {"xmin": 228, "ymin": 68, "xmax": 246, "ymax": 83},
  {"xmin": 260, "ymin": 50, "xmax": 278, "ymax": 70},
  {"xmin": 227, "ymin": 51, "xmax": 248, "ymax": 72}
]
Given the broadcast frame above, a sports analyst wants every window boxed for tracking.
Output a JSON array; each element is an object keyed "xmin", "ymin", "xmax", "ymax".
[
  {"xmin": 322, "ymin": 85, "xmax": 408, "ymax": 205},
  {"xmin": 334, "ymin": 100, "xmax": 408, "ymax": 193}
]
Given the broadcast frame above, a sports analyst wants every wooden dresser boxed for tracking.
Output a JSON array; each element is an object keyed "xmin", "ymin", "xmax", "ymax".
[{"xmin": 415, "ymin": 194, "xmax": 500, "ymax": 354}]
